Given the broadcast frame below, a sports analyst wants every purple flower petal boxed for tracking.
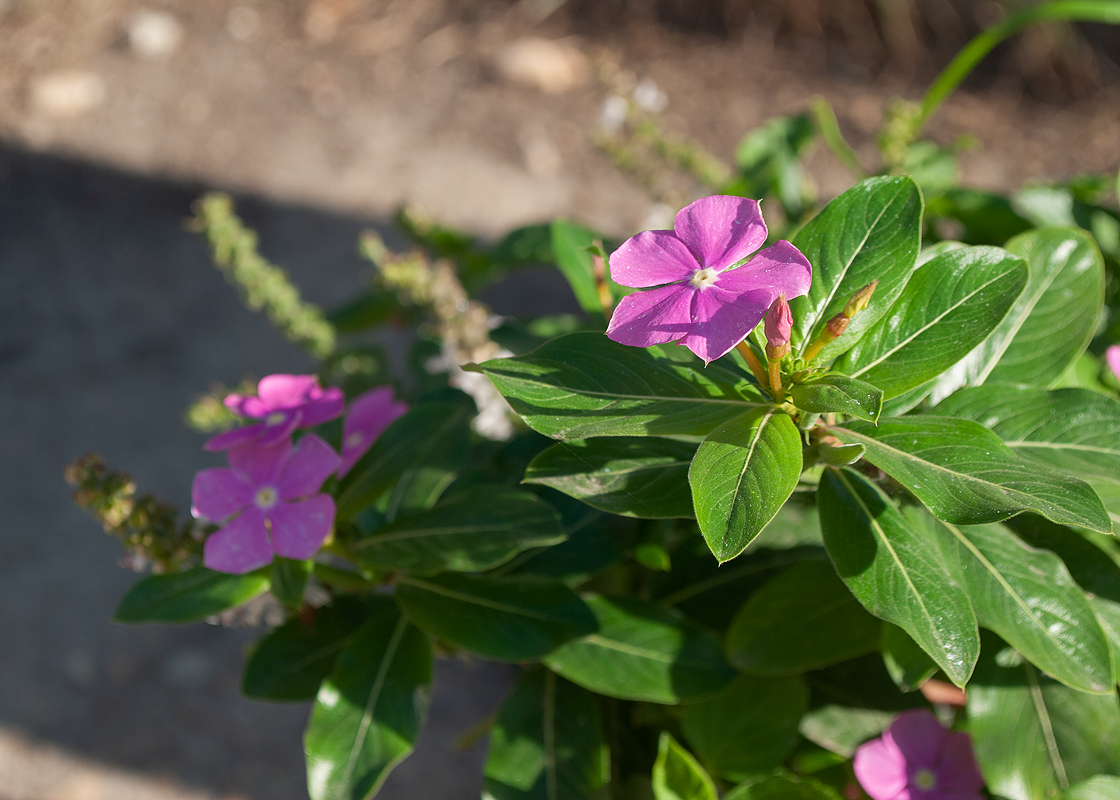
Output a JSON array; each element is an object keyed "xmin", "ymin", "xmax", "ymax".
[
  {"xmin": 679, "ymin": 285, "xmax": 775, "ymax": 363},
  {"xmin": 228, "ymin": 438, "xmax": 292, "ymax": 487},
  {"xmin": 1108, "ymin": 345, "xmax": 1120, "ymax": 382},
  {"xmin": 338, "ymin": 387, "xmax": 409, "ymax": 478},
  {"xmin": 887, "ymin": 711, "xmax": 948, "ymax": 771},
  {"xmin": 854, "ymin": 737, "xmax": 909, "ymax": 800},
  {"xmin": 299, "ymin": 386, "xmax": 346, "ymax": 427},
  {"xmin": 191, "ymin": 468, "xmax": 255, "ymax": 522},
  {"xmin": 715, "ymin": 240, "xmax": 813, "ymax": 299},
  {"xmin": 277, "ymin": 434, "xmax": 341, "ymax": 500},
  {"xmin": 256, "ymin": 410, "xmax": 301, "ymax": 447},
  {"xmin": 606, "ymin": 283, "xmax": 695, "ymax": 348},
  {"xmin": 934, "ymin": 733, "xmax": 985, "ymax": 794},
  {"xmin": 674, "ymin": 196, "xmax": 767, "ymax": 272},
  {"xmin": 204, "ymin": 423, "xmax": 266, "ymax": 452},
  {"xmin": 204, "ymin": 507, "xmax": 273, "ymax": 574},
  {"xmin": 224, "ymin": 393, "xmax": 270, "ymax": 418},
  {"xmin": 608, "ymin": 229, "xmax": 699, "ymax": 288},
  {"xmin": 257, "ymin": 374, "xmax": 319, "ymax": 409},
  {"xmin": 268, "ymin": 495, "xmax": 335, "ymax": 560}
]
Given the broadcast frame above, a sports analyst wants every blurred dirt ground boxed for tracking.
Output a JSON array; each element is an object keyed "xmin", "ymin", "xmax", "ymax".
[{"xmin": 1, "ymin": 0, "xmax": 1118, "ymax": 798}]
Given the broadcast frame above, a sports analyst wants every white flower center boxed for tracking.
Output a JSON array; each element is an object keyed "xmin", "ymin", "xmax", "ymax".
[
  {"xmin": 255, "ymin": 486, "xmax": 279, "ymax": 509},
  {"xmin": 690, "ymin": 268, "xmax": 719, "ymax": 290},
  {"xmin": 344, "ymin": 431, "xmax": 365, "ymax": 450},
  {"xmin": 913, "ymin": 769, "xmax": 936, "ymax": 790},
  {"xmin": 265, "ymin": 412, "xmax": 287, "ymax": 426}
]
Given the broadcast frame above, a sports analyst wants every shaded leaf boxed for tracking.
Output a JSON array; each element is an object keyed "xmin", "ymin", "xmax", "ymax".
[
  {"xmin": 652, "ymin": 733, "xmax": 718, "ymax": 800},
  {"xmin": 798, "ymin": 705, "xmax": 893, "ymax": 758},
  {"xmin": 114, "ymin": 566, "xmax": 269, "ymax": 624}
]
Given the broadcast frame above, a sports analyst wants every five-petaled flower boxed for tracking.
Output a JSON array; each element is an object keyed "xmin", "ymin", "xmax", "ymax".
[
  {"xmin": 205, "ymin": 374, "xmax": 344, "ymax": 452},
  {"xmin": 605, "ymin": 196, "xmax": 812, "ymax": 363},
  {"xmin": 854, "ymin": 710, "xmax": 985, "ymax": 800},
  {"xmin": 192, "ymin": 434, "xmax": 342, "ymax": 573},
  {"xmin": 337, "ymin": 386, "xmax": 409, "ymax": 478}
]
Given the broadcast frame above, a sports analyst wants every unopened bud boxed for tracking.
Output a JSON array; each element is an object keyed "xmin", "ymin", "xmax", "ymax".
[
  {"xmin": 843, "ymin": 281, "xmax": 878, "ymax": 319},
  {"xmin": 825, "ymin": 313, "xmax": 850, "ymax": 338},
  {"xmin": 764, "ymin": 294, "xmax": 792, "ymax": 361}
]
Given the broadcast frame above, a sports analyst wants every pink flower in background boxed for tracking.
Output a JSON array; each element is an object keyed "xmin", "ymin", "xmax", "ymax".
[
  {"xmin": 605, "ymin": 195, "xmax": 812, "ymax": 363},
  {"xmin": 192, "ymin": 434, "xmax": 342, "ymax": 573},
  {"xmin": 854, "ymin": 710, "xmax": 984, "ymax": 800},
  {"xmin": 205, "ymin": 374, "xmax": 344, "ymax": 451},
  {"xmin": 1107, "ymin": 345, "xmax": 1120, "ymax": 382},
  {"xmin": 337, "ymin": 386, "xmax": 409, "ymax": 478}
]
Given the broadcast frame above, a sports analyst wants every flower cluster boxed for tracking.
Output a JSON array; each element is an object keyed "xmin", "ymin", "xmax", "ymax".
[{"xmin": 191, "ymin": 375, "xmax": 406, "ymax": 574}]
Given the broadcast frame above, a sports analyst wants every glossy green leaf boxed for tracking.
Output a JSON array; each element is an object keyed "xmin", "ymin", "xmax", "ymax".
[
  {"xmin": 689, "ymin": 409, "xmax": 803, "ymax": 563},
  {"xmin": 524, "ymin": 437, "xmax": 697, "ymax": 519},
  {"xmin": 968, "ymin": 639, "xmax": 1120, "ymax": 800},
  {"xmin": 798, "ymin": 705, "xmax": 892, "ymax": 758},
  {"xmin": 544, "ymin": 594, "xmax": 736, "ymax": 704},
  {"xmin": 818, "ymin": 468, "xmax": 978, "ymax": 686},
  {"xmin": 724, "ymin": 774, "xmax": 843, "ymax": 800},
  {"xmin": 395, "ymin": 573, "xmax": 596, "ymax": 662},
  {"xmin": 829, "ymin": 417, "xmax": 1112, "ymax": 533},
  {"xmin": 271, "ymin": 557, "xmax": 311, "ymax": 608},
  {"xmin": 1065, "ymin": 775, "xmax": 1120, "ymax": 800},
  {"xmin": 881, "ymin": 624, "xmax": 938, "ymax": 693},
  {"xmin": 652, "ymin": 733, "xmax": 718, "ymax": 800},
  {"xmin": 910, "ymin": 511, "xmax": 1114, "ymax": 694},
  {"xmin": 336, "ymin": 403, "xmax": 471, "ymax": 520},
  {"xmin": 242, "ymin": 596, "xmax": 370, "ymax": 701},
  {"xmin": 351, "ymin": 487, "xmax": 564, "ymax": 576},
  {"xmin": 114, "ymin": 566, "xmax": 269, "ymax": 624},
  {"xmin": 483, "ymin": 669, "xmax": 609, "ymax": 800},
  {"xmin": 932, "ymin": 385, "xmax": 1120, "ymax": 527},
  {"xmin": 472, "ymin": 333, "xmax": 766, "ymax": 440},
  {"xmin": 834, "ymin": 245, "xmax": 1028, "ymax": 399},
  {"xmin": 681, "ymin": 674, "xmax": 808, "ymax": 781},
  {"xmin": 789, "ymin": 375, "xmax": 883, "ymax": 423},
  {"xmin": 931, "ymin": 228, "xmax": 1104, "ymax": 399},
  {"xmin": 551, "ymin": 220, "xmax": 618, "ymax": 313},
  {"xmin": 790, "ymin": 176, "xmax": 923, "ymax": 360},
  {"xmin": 725, "ymin": 560, "xmax": 881, "ymax": 675}
]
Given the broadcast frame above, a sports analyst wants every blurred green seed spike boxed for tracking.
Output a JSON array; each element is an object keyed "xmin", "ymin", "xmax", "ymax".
[
  {"xmin": 809, "ymin": 96, "xmax": 863, "ymax": 179},
  {"xmin": 192, "ymin": 192, "xmax": 336, "ymax": 359}
]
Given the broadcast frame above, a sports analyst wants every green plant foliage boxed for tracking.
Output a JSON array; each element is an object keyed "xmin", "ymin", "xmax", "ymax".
[
  {"xmin": 788, "ymin": 375, "xmax": 883, "ymax": 423},
  {"xmin": 724, "ymin": 774, "xmax": 843, "ymax": 800},
  {"xmin": 114, "ymin": 566, "xmax": 269, "ymax": 624},
  {"xmin": 652, "ymin": 733, "xmax": 718, "ymax": 800},
  {"xmin": 271, "ymin": 557, "xmax": 311, "ymax": 608},
  {"xmin": 797, "ymin": 705, "xmax": 893, "ymax": 758}
]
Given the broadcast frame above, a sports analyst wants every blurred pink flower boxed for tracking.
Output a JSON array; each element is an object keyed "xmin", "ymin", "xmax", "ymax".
[
  {"xmin": 854, "ymin": 710, "xmax": 984, "ymax": 800},
  {"xmin": 205, "ymin": 374, "xmax": 344, "ymax": 451},
  {"xmin": 192, "ymin": 434, "xmax": 341, "ymax": 573},
  {"xmin": 605, "ymin": 195, "xmax": 812, "ymax": 364},
  {"xmin": 1107, "ymin": 345, "xmax": 1120, "ymax": 382},
  {"xmin": 337, "ymin": 386, "xmax": 409, "ymax": 478}
]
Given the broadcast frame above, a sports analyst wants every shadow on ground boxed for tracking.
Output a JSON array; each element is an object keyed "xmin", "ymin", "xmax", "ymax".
[{"xmin": 0, "ymin": 142, "xmax": 517, "ymax": 799}]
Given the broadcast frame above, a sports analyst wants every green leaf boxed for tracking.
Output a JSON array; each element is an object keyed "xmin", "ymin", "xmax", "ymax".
[
  {"xmin": 271, "ymin": 557, "xmax": 311, "ymax": 608},
  {"xmin": 790, "ymin": 176, "xmax": 923, "ymax": 359},
  {"xmin": 798, "ymin": 705, "xmax": 892, "ymax": 758},
  {"xmin": 881, "ymin": 623, "xmax": 938, "ymax": 692},
  {"xmin": 724, "ymin": 774, "xmax": 843, "ymax": 800},
  {"xmin": 833, "ymin": 245, "xmax": 1028, "ymax": 399},
  {"xmin": 483, "ymin": 669, "xmax": 609, "ymax": 800},
  {"xmin": 1065, "ymin": 776, "xmax": 1120, "ymax": 800},
  {"xmin": 114, "ymin": 566, "xmax": 269, "ymax": 624},
  {"xmin": 909, "ymin": 511, "xmax": 1114, "ymax": 694},
  {"xmin": 395, "ymin": 573, "xmax": 596, "ymax": 662},
  {"xmin": 930, "ymin": 228, "xmax": 1104, "ymax": 398},
  {"xmin": 926, "ymin": 188, "xmax": 1032, "ymax": 245},
  {"xmin": 350, "ymin": 487, "xmax": 564, "ymax": 576},
  {"xmin": 242, "ymin": 596, "xmax": 370, "ymax": 701},
  {"xmin": 829, "ymin": 417, "xmax": 1112, "ymax": 533},
  {"xmin": 544, "ymin": 594, "xmax": 736, "ymax": 704},
  {"xmin": 725, "ymin": 560, "xmax": 881, "ymax": 675},
  {"xmin": 652, "ymin": 733, "xmax": 718, "ymax": 800},
  {"xmin": 789, "ymin": 375, "xmax": 883, "ymax": 423},
  {"xmin": 336, "ymin": 403, "xmax": 471, "ymax": 520},
  {"xmin": 473, "ymin": 333, "xmax": 766, "ymax": 440},
  {"xmin": 817, "ymin": 468, "xmax": 979, "ymax": 686},
  {"xmin": 524, "ymin": 437, "xmax": 697, "ymax": 519},
  {"xmin": 681, "ymin": 674, "xmax": 808, "ymax": 781},
  {"xmin": 551, "ymin": 220, "xmax": 612, "ymax": 313},
  {"xmin": 968, "ymin": 637, "xmax": 1120, "ymax": 800},
  {"xmin": 689, "ymin": 409, "xmax": 803, "ymax": 563},
  {"xmin": 931, "ymin": 385, "xmax": 1120, "ymax": 527},
  {"xmin": 305, "ymin": 599, "xmax": 432, "ymax": 800}
]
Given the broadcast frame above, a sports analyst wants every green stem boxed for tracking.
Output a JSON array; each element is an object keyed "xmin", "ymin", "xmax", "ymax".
[{"xmin": 918, "ymin": 0, "xmax": 1120, "ymax": 135}]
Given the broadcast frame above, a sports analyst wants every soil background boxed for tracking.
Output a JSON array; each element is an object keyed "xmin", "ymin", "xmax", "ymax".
[{"xmin": 1, "ymin": 0, "xmax": 1118, "ymax": 798}]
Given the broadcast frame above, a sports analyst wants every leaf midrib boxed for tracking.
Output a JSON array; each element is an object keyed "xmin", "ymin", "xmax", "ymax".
[{"xmin": 399, "ymin": 577, "xmax": 573, "ymax": 623}]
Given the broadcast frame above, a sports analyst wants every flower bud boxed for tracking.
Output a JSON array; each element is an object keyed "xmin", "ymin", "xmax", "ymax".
[
  {"xmin": 843, "ymin": 281, "xmax": 878, "ymax": 319},
  {"xmin": 764, "ymin": 294, "xmax": 792, "ymax": 361},
  {"xmin": 825, "ymin": 313, "xmax": 850, "ymax": 338}
]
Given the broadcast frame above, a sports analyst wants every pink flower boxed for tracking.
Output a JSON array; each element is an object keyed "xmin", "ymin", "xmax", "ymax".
[
  {"xmin": 337, "ymin": 386, "xmax": 409, "ymax": 478},
  {"xmin": 605, "ymin": 196, "xmax": 812, "ymax": 364},
  {"xmin": 1107, "ymin": 345, "xmax": 1120, "ymax": 382},
  {"xmin": 204, "ymin": 374, "xmax": 344, "ymax": 452},
  {"xmin": 854, "ymin": 710, "xmax": 984, "ymax": 800},
  {"xmin": 192, "ymin": 435, "xmax": 342, "ymax": 573}
]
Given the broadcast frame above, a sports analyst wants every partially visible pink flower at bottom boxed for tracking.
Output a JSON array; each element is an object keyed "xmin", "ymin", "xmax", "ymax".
[
  {"xmin": 337, "ymin": 386, "xmax": 409, "ymax": 478},
  {"xmin": 854, "ymin": 710, "xmax": 984, "ymax": 800},
  {"xmin": 192, "ymin": 434, "xmax": 342, "ymax": 574},
  {"xmin": 1107, "ymin": 345, "xmax": 1120, "ymax": 383}
]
